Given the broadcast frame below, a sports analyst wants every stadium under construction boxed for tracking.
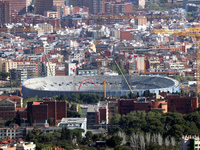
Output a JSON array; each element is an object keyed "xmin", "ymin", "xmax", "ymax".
[{"xmin": 22, "ymin": 75, "xmax": 180, "ymax": 98}]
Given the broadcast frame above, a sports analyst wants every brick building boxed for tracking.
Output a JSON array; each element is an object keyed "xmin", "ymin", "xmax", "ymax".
[
  {"xmin": 99, "ymin": 101, "xmax": 108, "ymax": 124},
  {"xmin": 3, "ymin": 0, "xmax": 28, "ymax": 15},
  {"xmin": 118, "ymin": 98, "xmax": 168, "ymax": 115},
  {"xmin": 0, "ymin": 1, "xmax": 11, "ymax": 24},
  {"xmin": 0, "ymin": 99, "xmax": 27, "ymax": 120},
  {"xmin": 166, "ymin": 94, "xmax": 198, "ymax": 114},
  {"xmin": 104, "ymin": 2, "xmax": 132, "ymax": 14},
  {"xmin": 135, "ymin": 16, "xmax": 147, "ymax": 25},
  {"xmin": 35, "ymin": 0, "xmax": 65, "ymax": 15},
  {"xmin": 27, "ymin": 100, "xmax": 67, "ymax": 125},
  {"xmin": 120, "ymin": 30, "xmax": 131, "ymax": 41}
]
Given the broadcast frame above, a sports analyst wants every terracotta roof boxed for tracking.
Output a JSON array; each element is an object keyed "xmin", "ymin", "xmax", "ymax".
[
  {"xmin": 33, "ymin": 102, "xmax": 43, "ymax": 105},
  {"xmin": 2, "ymin": 99, "xmax": 16, "ymax": 104},
  {"xmin": 0, "ymin": 95, "xmax": 22, "ymax": 100}
]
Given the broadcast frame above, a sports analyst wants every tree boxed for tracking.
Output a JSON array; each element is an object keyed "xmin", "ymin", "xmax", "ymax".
[
  {"xmin": 106, "ymin": 135, "xmax": 122, "ymax": 148},
  {"xmin": 83, "ymin": 131, "xmax": 93, "ymax": 144},
  {"xmin": 48, "ymin": 117, "xmax": 54, "ymax": 126},
  {"xmin": 67, "ymin": 110, "xmax": 80, "ymax": 117},
  {"xmin": 57, "ymin": 94, "xmax": 68, "ymax": 101},
  {"xmin": 109, "ymin": 114, "xmax": 121, "ymax": 124},
  {"xmin": 15, "ymin": 110, "xmax": 21, "ymax": 126},
  {"xmin": 128, "ymin": 92, "xmax": 137, "ymax": 99},
  {"xmin": 120, "ymin": 95, "xmax": 128, "ymax": 99},
  {"xmin": 32, "ymin": 126, "xmax": 43, "ymax": 136},
  {"xmin": 114, "ymin": 145, "xmax": 131, "ymax": 150}
]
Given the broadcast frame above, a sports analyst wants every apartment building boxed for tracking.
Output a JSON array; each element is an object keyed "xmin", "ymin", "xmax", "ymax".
[
  {"xmin": 0, "ymin": 99, "xmax": 27, "ymax": 120},
  {"xmin": 35, "ymin": 0, "xmax": 65, "ymax": 15},
  {"xmin": 27, "ymin": 100, "xmax": 67, "ymax": 125},
  {"xmin": 0, "ymin": 58, "xmax": 17, "ymax": 73},
  {"xmin": 38, "ymin": 62, "xmax": 56, "ymax": 76},
  {"xmin": 87, "ymin": 105, "xmax": 100, "ymax": 129},
  {"xmin": 0, "ymin": 1, "xmax": 11, "ymax": 24}
]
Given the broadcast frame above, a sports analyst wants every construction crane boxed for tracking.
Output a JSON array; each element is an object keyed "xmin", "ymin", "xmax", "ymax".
[
  {"xmin": 82, "ymin": 76, "xmax": 107, "ymax": 98},
  {"xmin": 152, "ymin": 27, "xmax": 200, "ymax": 93},
  {"xmin": 99, "ymin": 51, "xmax": 134, "ymax": 94}
]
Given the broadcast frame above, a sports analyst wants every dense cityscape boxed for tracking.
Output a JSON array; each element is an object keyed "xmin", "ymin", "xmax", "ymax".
[{"xmin": 0, "ymin": 0, "xmax": 200, "ymax": 149}]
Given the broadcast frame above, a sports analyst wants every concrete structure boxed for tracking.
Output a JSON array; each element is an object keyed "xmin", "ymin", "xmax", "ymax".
[
  {"xmin": 58, "ymin": 118, "xmax": 87, "ymax": 136},
  {"xmin": 87, "ymin": 105, "xmax": 100, "ymax": 129},
  {"xmin": 22, "ymin": 75, "xmax": 180, "ymax": 98},
  {"xmin": 180, "ymin": 135, "xmax": 200, "ymax": 150}
]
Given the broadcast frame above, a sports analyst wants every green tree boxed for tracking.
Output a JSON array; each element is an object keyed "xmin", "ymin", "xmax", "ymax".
[
  {"xmin": 83, "ymin": 131, "xmax": 93, "ymax": 144},
  {"xmin": 106, "ymin": 135, "xmax": 122, "ymax": 148},
  {"xmin": 109, "ymin": 114, "xmax": 121, "ymax": 124},
  {"xmin": 25, "ymin": 132, "xmax": 35, "ymax": 141},
  {"xmin": 57, "ymin": 94, "xmax": 68, "ymax": 101},
  {"xmin": 128, "ymin": 92, "xmax": 137, "ymax": 98},
  {"xmin": 48, "ymin": 117, "xmax": 54, "ymax": 126},
  {"xmin": 15, "ymin": 110, "xmax": 21, "ymax": 126},
  {"xmin": 120, "ymin": 95, "xmax": 128, "ymax": 99},
  {"xmin": 114, "ymin": 145, "xmax": 132, "ymax": 150},
  {"xmin": 67, "ymin": 110, "xmax": 80, "ymax": 117}
]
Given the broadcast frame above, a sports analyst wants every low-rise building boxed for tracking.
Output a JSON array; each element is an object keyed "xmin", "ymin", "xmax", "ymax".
[
  {"xmin": 58, "ymin": 118, "xmax": 87, "ymax": 136},
  {"xmin": 16, "ymin": 141, "xmax": 36, "ymax": 150},
  {"xmin": 180, "ymin": 135, "xmax": 200, "ymax": 150}
]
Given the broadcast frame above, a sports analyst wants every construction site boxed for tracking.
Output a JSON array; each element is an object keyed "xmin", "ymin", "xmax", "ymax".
[{"xmin": 22, "ymin": 75, "xmax": 180, "ymax": 98}]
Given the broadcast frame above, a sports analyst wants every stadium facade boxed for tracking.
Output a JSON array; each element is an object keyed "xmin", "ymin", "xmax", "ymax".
[{"xmin": 22, "ymin": 75, "xmax": 180, "ymax": 98}]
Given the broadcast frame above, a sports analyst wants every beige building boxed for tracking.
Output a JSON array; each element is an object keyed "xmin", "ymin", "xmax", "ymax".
[
  {"xmin": 44, "ymin": 11, "xmax": 58, "ymax": 18},
  {"xmin": 38, "ymin": 62, "xmax": 56, "ymax": 76},
  {"xmin": 136, "ymin": 56, "xmax": 144, "ymax": 71},
  {"xmin": 0, "ymin": 58, "xmax": 17, "ymax": 73},
  {"xmin": 136, "ymin": 0, "xmax": 145, "ymax": 9},
  {"xmin": 35, "ymin": 23, "xmax": 54, "ymax": 34},
  {"xmin": 149, "ymin": 59, "xmax": 160, "ymax": 69}
]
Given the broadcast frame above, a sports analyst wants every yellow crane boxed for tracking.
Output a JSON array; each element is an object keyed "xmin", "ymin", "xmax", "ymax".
[
  {"xmin": 152, "ymin": 27, "xmax": 200, "ymax": 93},
  {"xmin": 82, "ymin": 76, "xmax": 107, "ymax": 98}
]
